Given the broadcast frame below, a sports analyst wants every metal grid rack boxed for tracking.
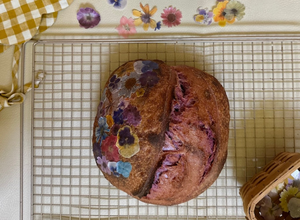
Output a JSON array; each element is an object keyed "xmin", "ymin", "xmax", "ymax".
[{"xmin": 29, "ymin": 38, "xmax": 300, "ymax": 219}]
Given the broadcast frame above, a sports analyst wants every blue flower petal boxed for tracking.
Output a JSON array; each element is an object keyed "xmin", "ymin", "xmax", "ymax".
[
  {"xmin": 117, "ymin": 161, "xmax": 132, "ymax": 178},
  {"xmin": 95, "ymin": 117, "xmax": 110, "ymax": 144},
  {"xmin": 155, "ymin": 21, "xmax": 161, "ymax": 31}
]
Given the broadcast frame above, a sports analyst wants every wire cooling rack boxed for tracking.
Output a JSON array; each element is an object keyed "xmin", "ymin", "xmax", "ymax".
[{"xmin": 28, "ymin": 38, "xmax": 300, "ymax": 220}]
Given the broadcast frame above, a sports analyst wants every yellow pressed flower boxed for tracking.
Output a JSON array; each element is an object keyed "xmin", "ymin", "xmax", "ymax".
[
  {"xmin": 195, "ymin": 15, "xmax": 205, "ymax": 23},
  {"xmin": 106, "ymin": 115, "xmax": 114, "ymax": 128},
  {"xmin": 132, "ymin": 3, "xmax": 157, "ymax": 31},
  {"xmin": 116, "ymin": 126, "xmax": 140, "ymax": 158},
  {"xmin": 213, "ymin": 1, "xmax": 235, "ymax": 26},
  {"xmin": 279, "ymin": 187, "xmax": 300, "ymax": 212},
  {"xmin": 136, "ymin": 88, "xmax": 145, "ymax": 97}
]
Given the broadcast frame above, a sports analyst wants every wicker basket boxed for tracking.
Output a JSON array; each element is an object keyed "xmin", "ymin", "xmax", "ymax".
[{"xmin": 239, "ymin": 152, "xmax": 300, "ymax": 220}]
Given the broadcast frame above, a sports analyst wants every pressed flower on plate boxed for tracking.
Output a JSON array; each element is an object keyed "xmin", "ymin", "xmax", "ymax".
[
  {"xmin": 134, "ymin": 60, "xmax": 159, "ymax": 74},
  {"xmin": 194, "ymin": 8, "xmax": 213, "ymax": 25},
  {"xmin": 108, "ymin": 162, "xmax": 120, "ymax": 177},
  {"xmin": 96, "ymin": 156, "xmax": 111, "ymax": 175},
  {"xmin": 116, "ymin": 126, "xmax": 140, "ymax": 158},
  {"xmin": 161, "ymin": 6, "xmax": 182, "ymax": 28},
  {"xmin": 132, "ymin": 3, "xmax": 157, "ymax": 31},
  {"xmin": 107, "ymin": 0, "xmax": 127, "ymax": 10},
  {"xmin": 154, "ymin": 21, "xmax": 161, "ymax": 31},
  {"xmin": 118, "ymin": 71, "xmax": 141, "ymax": 98},
  {"xmin": 136, "ymin": 88, "xmax": 145, "ymax": 97},
  {"xmin": 113, "ymin": 108, "xmax": 124, "ymax": 125},
  {"xmin": 223, "ymin": 0, "xmax": 245, "ymax": 21},
  {"xmin": 108, "ymin": 75, "xmax": 121, "ymax": 93},
  {"xmin": 288, "ymin": 197, "xmax": 300, "ymax": 218},
  {"xmin": 280, "ymin": 187, "xmax": 300, "ymax": 212},
  {"xmin": 95, "ymin": 117, "xmax": 110, "ymax": 144},
  {"xmin": 139, "ymin": 71, "xmax": 159, "ymax": 88},
  {"xmin": 117, "ymin": 161, "xmax": 132, "ymax": 178},
  {"xmin": 106, "ymin": 115, "xmax": 114, "ymax": 128},
  {"xmin": 213, "ymin": 1, "xmax": 234, "ymax": 27},
  {"xmin": 77, "ymin": 7, "xmax": 101, "ymax": 29},
  {"xmin": 116, "ymin": 16, "xmax": 137, "ymax": 38},
  {"xmin": 101, "ymin": 135, "xmax": 119, "ymax": 162},
  {"xmin": 123, "ymin": 104, "xmax": 141, "ymax": 126}
]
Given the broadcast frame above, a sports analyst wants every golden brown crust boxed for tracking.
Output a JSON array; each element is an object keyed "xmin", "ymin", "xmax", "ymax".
[{"xmin": 93, "ymin": 60, "xmax": 229, "ymax": 206}]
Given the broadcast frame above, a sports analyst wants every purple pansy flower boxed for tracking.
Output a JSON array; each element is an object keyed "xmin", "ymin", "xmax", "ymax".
[
  {"xmin": 118, "ymin": 126, "xmax": 135, "ymax": 146},
  {"xmin": 134, "ymin": 60, "xmax": 159, "ymax": 74},
  {"xmin": 116, "ymin": 126, "xmax": 140, "ymax": 158},
  {"xmin": 113, "ymin": 108, "xmax": 124, "ymax": 124},
  {"xmin": 107, "ymin": 0, "xmax": 127, "ymax": 10},
  {"xmin": 96, "ymin": 156, "xmax": 111, "ymax": 175},
  {"xmin": 139, "ymin": 71, "xmax": 159, "ymax": 88},
  {"xmin": 123, "ymin": 104, "xmax": 141, "ymax": 126},
  {"xmin": 108, "ymin": 75, "xmax": 121, "ymax": 93},
  {"xmin": 108, "ymin": 162, "xmax": 120, "ymax": 177},
  {"xmin": 194, "ymin": 8, "xmax": 213, "ymax": 25},
  {"xmin": 77, "ymin": 8, "xmax": 101, "ymax": 29}
]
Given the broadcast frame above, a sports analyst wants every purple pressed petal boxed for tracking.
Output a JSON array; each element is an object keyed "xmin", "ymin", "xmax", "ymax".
[
  {"xmin": 79, "ymin": 8, "xmax": 87, "ymax": 14},
  {"xmin": 123, "ymin": 104, "xmax": 141, "ymax": 126},
  {"xmin": 118, "ymin": 127, "xmax": 135, "ymax": 146},
  {"xmin": 110, "ymin": 75, "xmax": 116, "ymax": 82},
  {"xmin": 77, "ymin": 8, "xmax": 101, "ymax": 29},
  {"xmin": 207, "ymin": 12, "xmax": 214, "ymax": 18},
  {"xmin": 199, "ymin": 9, "xmax": 207, "ymax": 15},
  {"xmin": 139, "ymin": 71, "xmax": 159, "ymax": 88}
]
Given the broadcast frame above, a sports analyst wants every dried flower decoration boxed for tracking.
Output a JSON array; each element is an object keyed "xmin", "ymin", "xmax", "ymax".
[{"xmin": 77, "ymin": 7, "xmax": 100, "ymax": 29}]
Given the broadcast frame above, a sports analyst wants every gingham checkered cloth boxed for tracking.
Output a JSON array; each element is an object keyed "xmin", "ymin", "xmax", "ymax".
[
  {"xmin": 0, "ymin": 0, "xmax": 73, "ymax": 45},
  {"xmin": 0, "ymin": 0, "xmax": 73, "ymax": 111}
]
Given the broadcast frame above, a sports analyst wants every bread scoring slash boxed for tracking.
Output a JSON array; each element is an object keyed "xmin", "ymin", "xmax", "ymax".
[{"xmin": 93, "ymin": 60, "xmax": 230, "ymax": 205}]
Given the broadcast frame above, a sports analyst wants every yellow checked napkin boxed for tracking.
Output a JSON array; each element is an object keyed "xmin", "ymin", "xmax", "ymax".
[{"xmin": 0, "ymin": 0, "xmax": 73, "ymax": 112}]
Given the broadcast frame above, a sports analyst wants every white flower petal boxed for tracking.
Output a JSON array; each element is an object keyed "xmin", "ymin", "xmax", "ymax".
[{"xmin": 288, "ymin": 197, "xmax": 300, "ymax": 218}]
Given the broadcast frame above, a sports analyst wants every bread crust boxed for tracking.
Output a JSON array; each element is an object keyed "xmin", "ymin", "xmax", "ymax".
[{"xmin": 93, "ymin": 60, "xmax": 229, "ymax": 205}]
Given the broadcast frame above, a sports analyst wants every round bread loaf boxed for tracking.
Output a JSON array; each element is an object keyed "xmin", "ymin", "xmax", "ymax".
[{"xmin": 92, "ymin": 60, "xmax": 230, "ymax": 205}]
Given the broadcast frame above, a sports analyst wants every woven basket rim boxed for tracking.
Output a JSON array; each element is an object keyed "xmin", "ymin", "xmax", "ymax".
[{"xmin": 239, "ymin": 152, "xmax": 300, "ymax": 220}]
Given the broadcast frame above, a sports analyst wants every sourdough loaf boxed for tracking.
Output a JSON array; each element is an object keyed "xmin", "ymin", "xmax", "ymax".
[{"xmin": 92, "ymin": 60, "xmax": 230, "ymax": 205}]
